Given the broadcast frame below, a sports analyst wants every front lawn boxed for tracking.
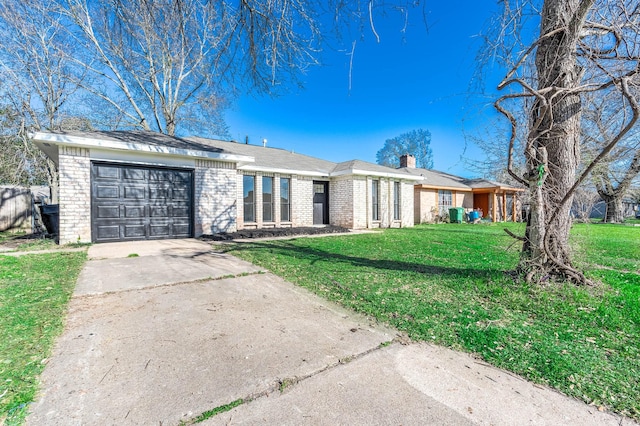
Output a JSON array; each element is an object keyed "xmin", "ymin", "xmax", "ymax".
[
  {"xmin": 0, "ymin": 251, "xmax": 87, "ymax": 425},
  {"xmin": 222, "ymin": 223, "xmax": 640, "ymax": 420}
]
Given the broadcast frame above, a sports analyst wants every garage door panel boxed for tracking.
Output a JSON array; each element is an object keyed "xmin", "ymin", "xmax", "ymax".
[
  {"xmin": 149, "ymin": 170, "xmax": 173, "ymax": 182},
  {"xmin": 97, "ymin": 205, "xmax": 120, "ymax": 219},
  {"xmin": 95, "ymin": 165, "xmax": 120, "ymax": 179},
  {"xmin": 150, "ymin": 206, "xmax": 168, "ymax": 217},
  {"xmin": 172, "ymin": 188, "xmax": 189, "ymax": 200},
  {"xmin": 172, "ymin": 222, "xmax": 190, "ymax": 236},
  {"xmin": 124, "ymin": 205, "xmax": 144, "ymax": 218},
  {"xmin": 91, "ymin": 163, "xmax": 193, "ymax": 243},
  {"xmin": 96, "ymin": 225, "xmax": 120, "ymax": 240},
  {"xmin": 123, "ymin": 168, "xmax": 146, "ymax": 180},
  {"xmin": 96, "ymin": 185, "xmax": 119, "ymax": 199},
  {"xmin": 149, "ymin": 223, "xmax": 170, "ymax": 237},
  {"xmin": 149, "ymin": 187, "xmax": 170, "ymax": 199},
  {"xmin": 172, "ymin": 205, "xmax": 189, "ymax": 218},
  {"xmin": 124, "ymin": 186, "xmax": 146, "ymax": 199},
  {"xmin": 124, "ymin": 224, "xmax": 146, "ymax": 238}
]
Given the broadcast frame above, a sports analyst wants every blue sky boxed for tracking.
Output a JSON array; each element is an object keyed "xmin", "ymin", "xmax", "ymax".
[{"xmin": 224, "ymin": 3, "xmax": 505, "ymax": 178}]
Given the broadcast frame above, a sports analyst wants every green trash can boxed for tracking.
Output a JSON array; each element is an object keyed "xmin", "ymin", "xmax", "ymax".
[{"xmin": 449, "ymin": 207, "xmax": 464, "ymax": 223}]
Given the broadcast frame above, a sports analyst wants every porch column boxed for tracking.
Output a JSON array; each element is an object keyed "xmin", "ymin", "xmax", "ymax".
[
  {"xmin": 502, "ymin": 192, "xmax": 507, "ymax": 222},
  {"xmin": 512, "ymin": 193, "xmax": 517, "ymax": 222},
  {"xmin": 492, "ymin": 192, "xmax": 497, "ymax": 222}
]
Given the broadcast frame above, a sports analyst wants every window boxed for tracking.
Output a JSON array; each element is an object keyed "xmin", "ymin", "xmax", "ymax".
[
  {"xmin": 438, "ymin": 189, "xmax": 452, "ymax": 214},
  {"xmin": 372, "ymin": 180, "xmax": 380, "ymax": 221},
  {"xmin": 280, "ymin": 177, "xmax": 290, "ymax": 222},
  {"xmin": 262, "ymin": 176, "xmax": 273, "ymax": 222},
  {"xmin": 243, "ymin": 175, "xmax": 255, "ymax": 222},
  {"xmin": 393, "ymin": 182, "xmax": 401, "ymax": 220}
]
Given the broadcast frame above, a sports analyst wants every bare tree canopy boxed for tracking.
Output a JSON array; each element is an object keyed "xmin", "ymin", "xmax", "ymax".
[
  {"xmin": 492, "ymin": 0, "xmax": 640, "ymax": 284},
  {"xmin": 376, "ymin": 128, "xmax": 434, "ymax": 169}
]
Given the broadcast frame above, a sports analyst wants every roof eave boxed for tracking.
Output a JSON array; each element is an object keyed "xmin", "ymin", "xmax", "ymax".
[
  {"xmin": 331, "ymin": 168, "xmax": 423, "ymax": 180},
  {"xmin": 238, "ymin": 164, "xmax": 330, "ymax": 177},
  {"xmin": 31, "ymin": 131, "xmax": 253, "ymax": 163},
  {"xmin": 417, "ymin": 184, "xmax": 472, "ymax": 191}
]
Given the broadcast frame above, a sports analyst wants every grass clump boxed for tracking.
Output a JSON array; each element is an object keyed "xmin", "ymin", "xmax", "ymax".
[
  {"xmin": 224, "ymin": 222, "xmax": 640, "ymax": 420},
  {"xmin": 180, "ymin": 398, "xmax": 244, "ymax": 424},
  {"xmin": 0, "ymin": 251, "xmax": 86, "ymax": 425}
]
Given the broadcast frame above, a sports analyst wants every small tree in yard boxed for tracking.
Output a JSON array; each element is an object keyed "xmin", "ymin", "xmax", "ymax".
[
  {"xmin": 376, "ymin": 129, "xmax": 434, "ymax": 169},
  {"xmin": 492, "ymin": 0, "xmax": 640, "ymax": 284}
]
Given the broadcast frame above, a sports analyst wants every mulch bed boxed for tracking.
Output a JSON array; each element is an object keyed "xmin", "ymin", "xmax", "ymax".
[{"xmin": 199, "ymin": 226, "xmax": 350, "ymax": 241}]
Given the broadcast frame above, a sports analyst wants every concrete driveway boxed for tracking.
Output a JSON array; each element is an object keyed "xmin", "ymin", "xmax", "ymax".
[{"xmin": 27, "ymin": 239, "xmax": 635, "ymax": 425}]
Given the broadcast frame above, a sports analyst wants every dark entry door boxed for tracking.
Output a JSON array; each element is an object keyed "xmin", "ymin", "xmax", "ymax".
[
  {"xmin": 474, "ymin": 193, "xmax": 489, "ymax": 218},
  {"xmin": 313, "ymin": 181, "xmax": 329, "ymax": 225},
  {"xmin": 91, "ymin": 162, "xmax": 194, "ymax": 243}
]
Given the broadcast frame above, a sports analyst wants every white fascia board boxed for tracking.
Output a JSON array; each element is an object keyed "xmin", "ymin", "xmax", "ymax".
[
  {"xmin": 31, "ymin": 132, "xmax": 254, "ymax": 163},
  {"xmin": 330, "ymin": 168, "xmax": 424, "ymax": 181},
  {"xmin": 238, "ymin": 164, "xmax": 330, "ymax": 177}
]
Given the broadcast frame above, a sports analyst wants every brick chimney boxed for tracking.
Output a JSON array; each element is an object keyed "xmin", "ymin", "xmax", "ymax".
[{"xmin": 399, "ymin": 154, "xmax": 416, "ymax": 168}]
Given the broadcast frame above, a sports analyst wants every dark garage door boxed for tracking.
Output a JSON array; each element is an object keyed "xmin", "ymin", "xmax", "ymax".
[{"xmin": 91, "ymin": 163, "xmax": 194, "ymax": 243}]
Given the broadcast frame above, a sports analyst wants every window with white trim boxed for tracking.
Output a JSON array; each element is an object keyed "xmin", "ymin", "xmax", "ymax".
[
  {"xmin": 393, "ymin": 181, "xmax": 401, "ymax": 220},
  {"xmin": 438, "ymin": 189, "xmax": 452, "ymax": 214},
  {"xmin": 243, "ymin": 175, "xmax": 255, "ymax": 222},
  {"xmin": 372, "ymin": 180, "xmax": 380, "ymax": 221}
]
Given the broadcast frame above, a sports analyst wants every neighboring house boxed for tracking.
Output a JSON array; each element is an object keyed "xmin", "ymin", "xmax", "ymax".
[
  {"xmin": 396, "ymin": 155, "xmax": 524, "ymax": 223},
  {"xmin": 32, "ymin": 131, "xmax": 421, "ymax": 244}
]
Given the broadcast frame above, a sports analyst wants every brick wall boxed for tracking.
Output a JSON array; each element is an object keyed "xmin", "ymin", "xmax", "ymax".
[
  {"xmin": 292, "ymin": 175, "xmax": 313, "ymax": 227},
  {"xmin": 58, "ymin": 146, "xmax": 91, "ymax": 244},
  {"xmin": 194, "ymin": 160, "xmax": 237, "ymax": 235},
  {"xmin": 351, "ymin": 177, "xmax": 368, "ymax": 229},
  {"xmin": 415, "ymin": 188, "xmax": 437, "ymax": 223},
  {"xmin": 400, "ymin": 181, "xmax": 415, "ymax": 227},
  {"xmin": 343, "ymin": 177, "xmax": 413, "ymax": 229},
  {"xmin": 329, "ymin": 177, "xmax": 354, "ymax": 228}
]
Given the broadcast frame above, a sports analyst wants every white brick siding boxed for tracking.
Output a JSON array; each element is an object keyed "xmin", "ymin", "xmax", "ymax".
[
  {"xmin": 58, "ymin": 146, "xmax": 91, "ymax": 244},
  {"xmin": 353, "ymin": 177, "xmax": 369, "ymax": 229},
  {"xmin": 194, "ymin": 160, "xmax": 237, "ymax": 235},
  {"xmin": 291, "ymin": 175, "xmax": 314, "ymax": 227},
  {"xmin": 329, "ymin": 177, "xmax": 355, "ymax": 228},
  {"xmin": 400, "ymin": 181, "xmax": 415, "ymax": 227}
]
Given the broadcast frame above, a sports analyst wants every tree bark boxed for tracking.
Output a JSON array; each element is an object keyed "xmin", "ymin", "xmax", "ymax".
[
  {"xmin": 602, "ymin": 195, "xmax": 624, "ymax": 223},
  {"xmin": 521, "ymin": 0, "xmax": 592, "ymax": 282}
]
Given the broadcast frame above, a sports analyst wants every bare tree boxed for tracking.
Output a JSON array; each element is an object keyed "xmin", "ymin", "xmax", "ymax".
[
  {"xmin": 0, "ymin": 0, "xmax": 86, "ymax": 197},
  {"xmin": 583, "ymin": 91, "xmax": 640, "ymax": 222},
  {"xmin": 571, "ymin": 185, "xmax": 599, "ymax": 222},
  {"xmin": 55, "ymin": 0, "xmax": 232, "ymax": 136},
  {"xmin": 493, "ymin": 0, "xmax": 640, "ymax": 284}
]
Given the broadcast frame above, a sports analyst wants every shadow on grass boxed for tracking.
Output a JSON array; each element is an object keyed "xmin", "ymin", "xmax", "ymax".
[{"xmin": 220, "ymin": 239, "xmax": 511, "ymax": 283}]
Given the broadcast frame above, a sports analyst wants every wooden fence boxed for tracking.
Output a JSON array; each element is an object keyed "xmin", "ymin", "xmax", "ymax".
[{"xmin": 0, "ymin": 186, "xmax": 33, "ymax": 232}]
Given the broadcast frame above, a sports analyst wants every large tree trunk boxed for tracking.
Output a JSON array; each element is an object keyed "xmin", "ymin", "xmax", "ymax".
[
  {"xmin": 521, "ymin": 0, "xmax": 591, "ymax": 283},
  {"xmin": 602, "ymin": 195, "xmax": 624, "ymax": 223}
]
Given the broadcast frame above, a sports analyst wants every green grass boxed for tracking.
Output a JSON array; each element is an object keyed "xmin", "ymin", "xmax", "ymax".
[
  {"xmin": 222, "ymin": 222, "xmax": 640, "ymax": 420},
  {"xmin": 180, "ymin": 399, "xmax": 244, "ymax": 425},
  {"xmin": 0, "ymin": 231, "xmax": 91, "ymax": 253},
  {"xmin": 0, "ymin": 251, "xmax": 87, "ymax": 425}
]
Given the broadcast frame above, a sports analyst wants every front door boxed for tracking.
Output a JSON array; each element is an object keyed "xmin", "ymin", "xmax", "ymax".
[
  {"xmin": 313, "ymin": 181, "xmax": 329, "ymax": 225},
  {"xmin": 474, "ymin": 193, "xmax": 489, "ymax": 218}
]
